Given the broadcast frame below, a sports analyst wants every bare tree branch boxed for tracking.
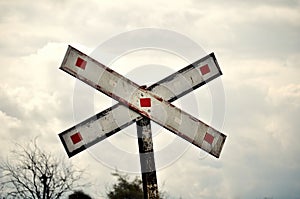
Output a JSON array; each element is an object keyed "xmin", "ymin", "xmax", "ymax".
[{"xmin": 0, "ymin": 141, "xmax": 87, "ymax": 199}]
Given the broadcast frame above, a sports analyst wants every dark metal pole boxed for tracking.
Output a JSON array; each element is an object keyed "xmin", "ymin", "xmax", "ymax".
[{"xmin": 136, "ymin": 117, "xmax": 159, "ymax": 199}]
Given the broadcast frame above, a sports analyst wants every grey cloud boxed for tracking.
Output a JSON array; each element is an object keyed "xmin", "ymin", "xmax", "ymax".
[
  {"xmin": 192, "ymin": 0, "xmax": 300, "ymax": 8},
  {"xmin": 0, "ymin": 89, "xmax": 25, "ymax": 119},
  {"xmin": 180, "ymin": 1, "xmax": 300, "ymax": 60},
  {"xmin": 228, "ymin": 21, "xmax": 300, "ymax": 59}
]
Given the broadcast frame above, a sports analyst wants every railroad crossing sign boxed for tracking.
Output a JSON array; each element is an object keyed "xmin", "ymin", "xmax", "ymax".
[{"xmin": 59, "ymin": 45, "xmax": 226, "ymax": 198}]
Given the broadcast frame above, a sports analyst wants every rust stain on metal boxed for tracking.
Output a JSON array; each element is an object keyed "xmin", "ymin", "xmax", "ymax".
[
  {"xmin": 59, "ymin": 46, "xmax": 227, "ymax": 160},
  {"xmin": 152, "ymin": 95, "xmax": 163, "ymax": 102}
]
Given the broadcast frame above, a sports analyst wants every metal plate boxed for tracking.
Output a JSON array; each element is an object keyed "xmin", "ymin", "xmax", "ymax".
[{"xmin": 59, "ymin": 46, "xmax": 226, "ymax": 158}]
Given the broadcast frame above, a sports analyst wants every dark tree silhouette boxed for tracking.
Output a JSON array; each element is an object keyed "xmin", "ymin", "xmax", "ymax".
[
  {"xmin": 0, "ymin": 141, "xmax": 85, "ymax": 199},
  {"xmin": 68, "ymin": 190, "xmax": 92, "ymax": 199},
  {"xmin": 107, "ymin": 172, "xmax": 144, "ymax": 199},
  {"xmin": 106, "ymin": 172, "xmax": 167, "ymax": 199}
]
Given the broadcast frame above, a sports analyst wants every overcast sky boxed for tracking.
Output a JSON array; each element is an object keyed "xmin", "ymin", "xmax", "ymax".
[{"xmin": 0, "ymin": 0, "xmax": 300, "ymax": 198}]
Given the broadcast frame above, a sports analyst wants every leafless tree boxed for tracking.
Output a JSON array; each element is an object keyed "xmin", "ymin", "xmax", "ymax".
[{"xmin": 0, "ymin": 141, "xmax": 86, "ymax": 199}]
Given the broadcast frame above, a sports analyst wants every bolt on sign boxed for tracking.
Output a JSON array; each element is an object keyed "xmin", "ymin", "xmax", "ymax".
[{"xmin": 59, "ymin": 46, "xmax": 226, "ymax": 159}]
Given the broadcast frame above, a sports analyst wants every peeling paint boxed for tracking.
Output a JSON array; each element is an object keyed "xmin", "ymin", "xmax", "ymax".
[{"xmin": 59, "ymin": 46, "xmax": 226, "ymax": 158}]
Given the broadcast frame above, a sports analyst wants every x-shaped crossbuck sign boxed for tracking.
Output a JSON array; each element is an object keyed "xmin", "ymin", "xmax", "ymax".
[{"xmin": 59, "ymin": 46, "xmax": 227, "ymax": 158}]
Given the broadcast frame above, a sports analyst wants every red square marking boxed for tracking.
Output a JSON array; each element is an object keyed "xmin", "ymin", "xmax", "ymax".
[
  {"xmin": 140, "ymin": 98, "xmax": 151, "ymax": 107},
  {"xmin": 70, "ymin": 132, "xmax": 82, "ymax": 144},
  {"xmin": 200, "ymin": 64, "xmax": 210, "ymax": 75},
  {"xmin": 204, "ymin": 132, "xmax": 214, "ymax": 144},
  {"xmin": 75, "ymin": 57, "xmax": 87, "ymax": 70}
]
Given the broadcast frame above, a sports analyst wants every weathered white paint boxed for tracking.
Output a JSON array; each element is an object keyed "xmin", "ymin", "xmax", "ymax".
[{"xmin": 59, "ymin": 46, "xmax": 225, "ymax": 158}]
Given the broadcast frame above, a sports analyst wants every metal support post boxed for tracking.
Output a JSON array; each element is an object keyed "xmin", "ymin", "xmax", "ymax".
[{"xmin": 136, "ymin": 117, "xmax": 159, "ymax": 199}]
